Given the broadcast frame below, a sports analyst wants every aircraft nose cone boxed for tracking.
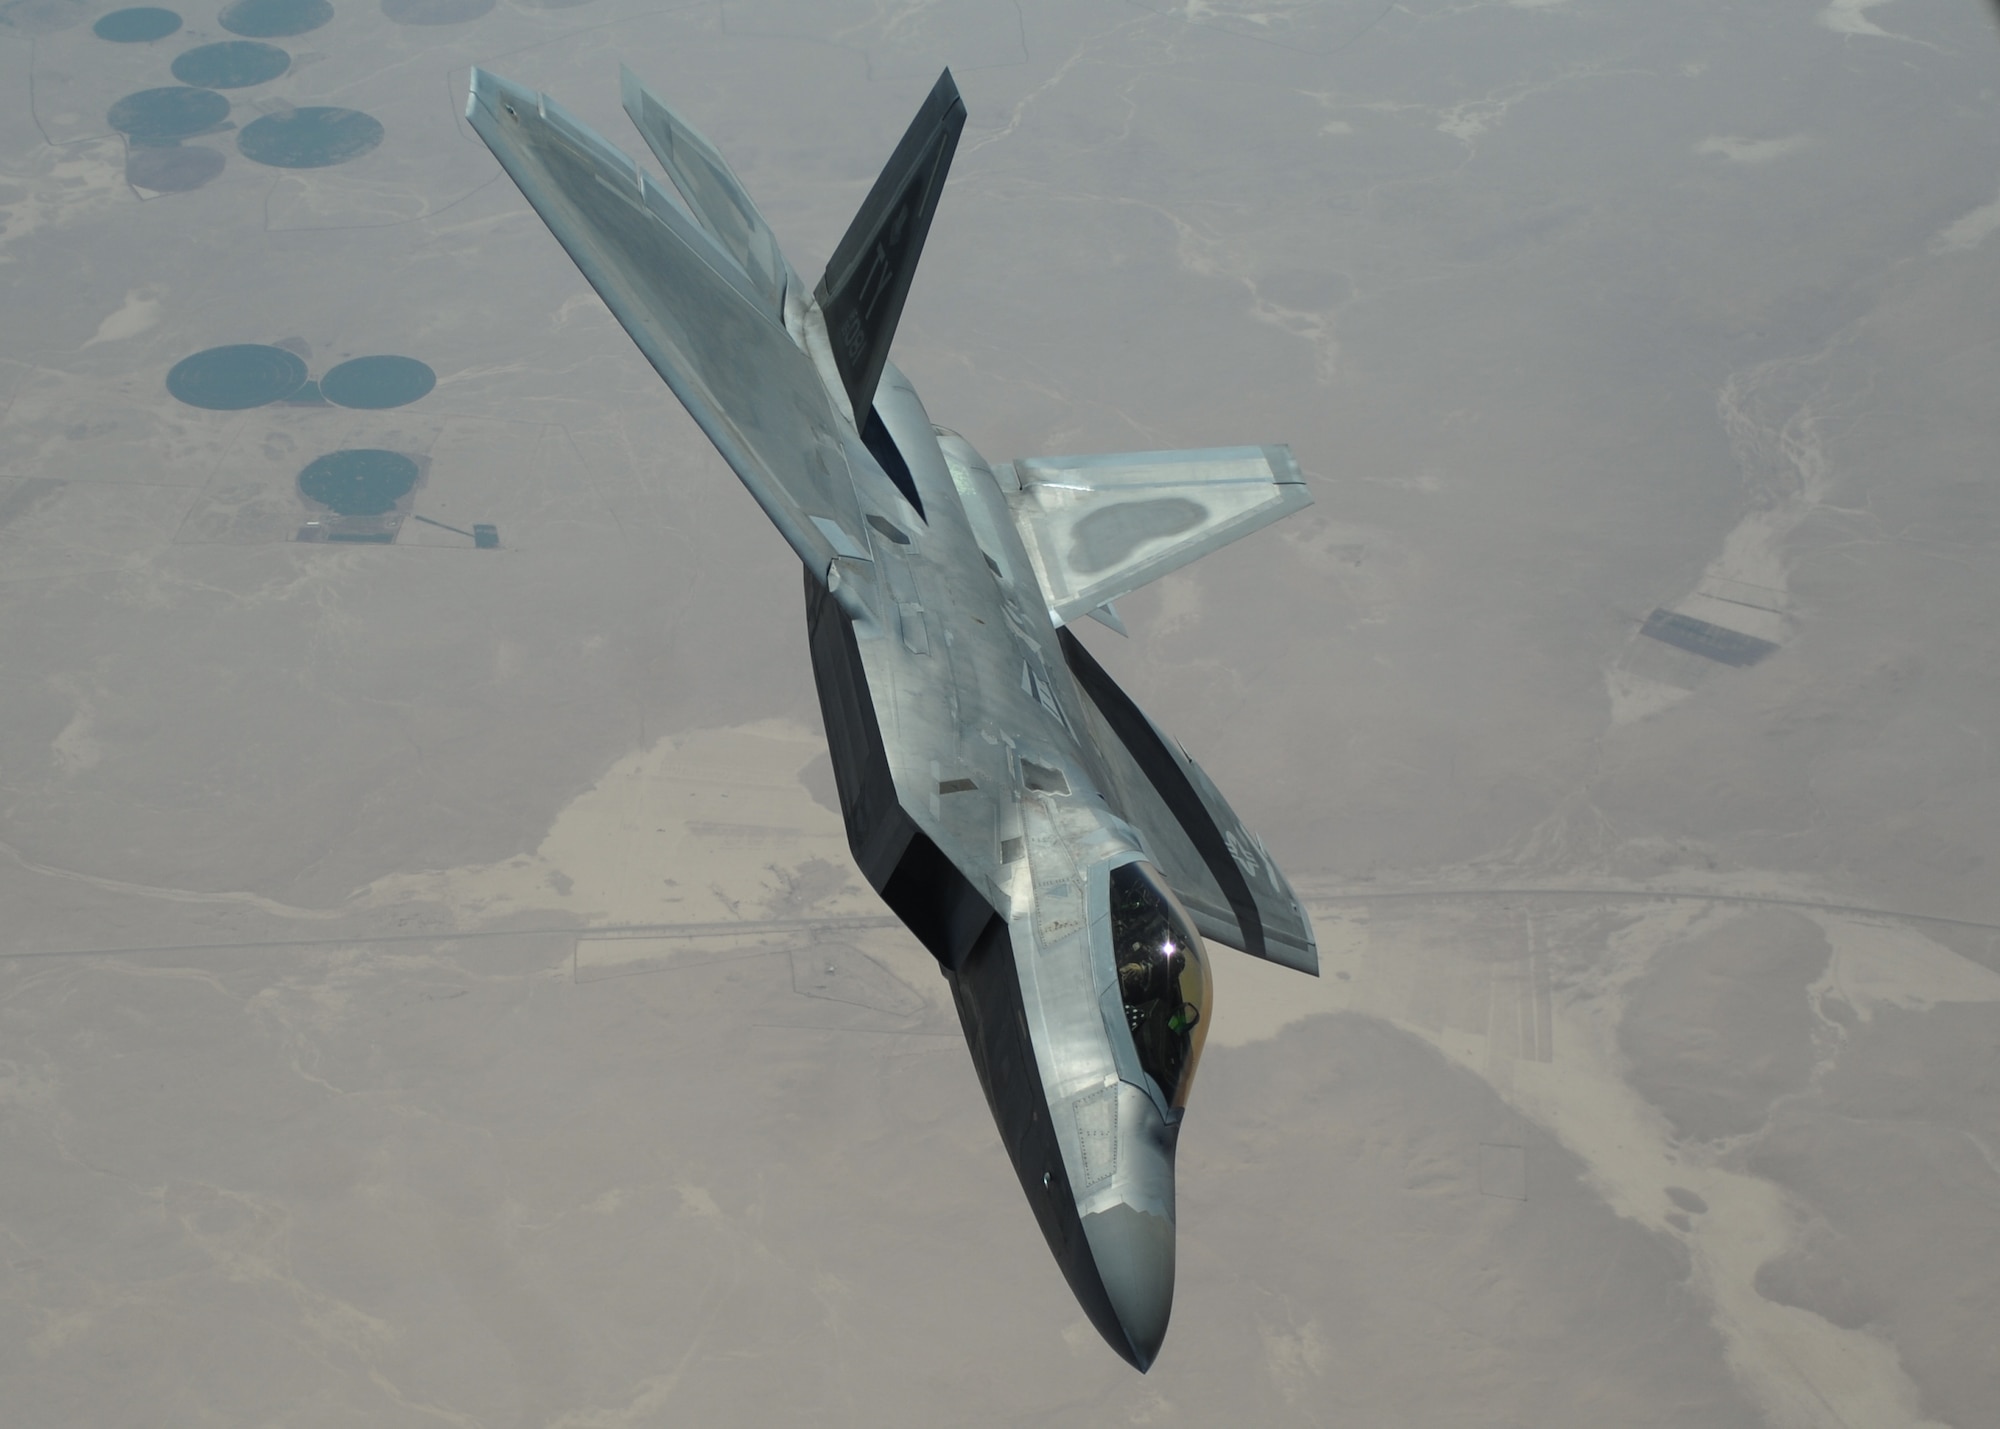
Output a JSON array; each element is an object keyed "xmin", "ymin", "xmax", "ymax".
[{"xmin": 1080, "ymin": 1202, "xmax": 1176, "ymax": 1371}]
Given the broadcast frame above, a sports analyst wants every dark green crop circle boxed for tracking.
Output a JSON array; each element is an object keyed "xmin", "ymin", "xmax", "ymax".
[
  {"xmin": 218, "ymin": 0, "xmax": 331, "ymax": 37},
  {"xmin": 238, "ymin": 106, "xmax": 382, "ymax": 167},
  {"xmin": 94, "ymin": 7, "xmax": 182, "ymax": 40},
  {"xmin": 166, "ymin": 344, "xmax": 307, "ymax": 409},
  {"xmin": 298, "ymin": 449, "xmax": 419, "ymax": 515},
  {"xmin": 319, "ymin": 355, "xmax": 435, "ymax": 409},
  {"xmin": 108, "ymin": 86, "xmax": 230, "ymax": 142},
  {"xmin": 171, "ymin": 40, "xmax": 290, "ymax": 88}
]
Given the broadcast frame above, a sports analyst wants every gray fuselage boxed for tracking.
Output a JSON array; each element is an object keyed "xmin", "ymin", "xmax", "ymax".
[
  {"xmin": 803, "ymin": 363, "xmax": 1204, "ymax": 1370},
  {"xmin": 461, "ymin": 62, "xmax": 1315, "ymax": 1370}
]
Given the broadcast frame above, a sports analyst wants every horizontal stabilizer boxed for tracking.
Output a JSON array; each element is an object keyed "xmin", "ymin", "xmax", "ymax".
[
  {"xmin": 620, "ymin": 67, "xmax": 791, "ymax": 320},
  {"xmin": 1003, "ymin": 446, "xmax": 1312, "ymax": 627},
  {"xmin": 814, "ymin": 69, "xmax": 966, "ymax": 423},
  {"xmin": 465, "ymin": 69, "xmax": 871, "ymax": 580},
  {"xmin": 1058, "ymin": 629, "xmax": 1317, "ymax": 974}
]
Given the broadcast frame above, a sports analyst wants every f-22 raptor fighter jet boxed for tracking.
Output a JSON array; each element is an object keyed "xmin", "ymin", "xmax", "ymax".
[{"xmin": 467, "ymin": 65, "xmax": 1319, "ymax": 1371}]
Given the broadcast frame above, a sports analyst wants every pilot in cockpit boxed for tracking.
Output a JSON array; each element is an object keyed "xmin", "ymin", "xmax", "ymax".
[{"xmin": 1110, "ymin": 862, "xmax": 1212, "ymax": 1107}]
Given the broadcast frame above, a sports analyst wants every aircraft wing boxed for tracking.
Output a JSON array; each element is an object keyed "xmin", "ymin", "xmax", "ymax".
[
  {"xmin": 465, "ymin": 69, "xmax": 871, "ymax": 576},
  {"xmin": 619, "ymin": 67, "xmax": 793, "ymax": 322},
  {"xmin": 1058, "ymin": 629, "xmax": 1318, "ymax": 974},
  {"xmin": 1002, "ymin": 446, "xmax": 1311, "ymax": 627}
]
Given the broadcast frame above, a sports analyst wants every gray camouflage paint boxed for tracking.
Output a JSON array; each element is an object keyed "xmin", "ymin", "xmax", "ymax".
[{"xmin": 466, "ymin": 64, "xmax": 1317, "ymax": 1370}]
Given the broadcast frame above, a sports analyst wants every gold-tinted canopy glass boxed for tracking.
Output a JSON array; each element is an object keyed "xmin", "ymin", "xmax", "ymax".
[{"xmin": 1109, "ymin": 861, "xmax": 1211, "ymax": 1108}]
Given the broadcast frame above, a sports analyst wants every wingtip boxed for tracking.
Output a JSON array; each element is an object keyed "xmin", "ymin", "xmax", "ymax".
[
  {"xmin": 466, "ymin": 67, "xmax": 540, "ymax": 129},
  {"xmin": 933, "ymin": 66, "xmax": 962, "ymax": 107}
]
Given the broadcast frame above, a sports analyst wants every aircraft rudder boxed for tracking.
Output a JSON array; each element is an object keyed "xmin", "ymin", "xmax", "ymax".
[{"xmin": 813, "ymin": 68, "xmax": 967, "ymax": 422}]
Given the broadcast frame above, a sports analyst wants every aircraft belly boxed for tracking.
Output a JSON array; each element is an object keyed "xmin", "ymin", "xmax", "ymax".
[
  {"xmin": 806, "ymin": 534, "xmax": 1081, "ymax": 952},
  {"xmin": 804, "ymin": 568, "xmax": 995, "ymax": 965},
  {"xmin": 810, "ymin": 564, "xmax": 1175, "ymax": 1371},
  {"xmin": 1017, "ymin": 799, "xmax": 1117, "ymax": 1082},
  {"xmin": 946, "ymin": 916, "xmax": 1157, "ymax": 1367},
  {"xmin": 851, "ymin": 378, "xmax": 1097, "ymax": 905}
]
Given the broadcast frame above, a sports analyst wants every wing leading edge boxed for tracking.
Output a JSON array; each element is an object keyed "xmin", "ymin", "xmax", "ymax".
[{"xmin": 1002, "ymin": 446, "xmax": 1312, "ymax": 628}]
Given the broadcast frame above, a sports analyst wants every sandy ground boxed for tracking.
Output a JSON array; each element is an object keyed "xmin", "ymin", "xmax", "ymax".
[{"xmin": 4, "ymin": 0, "xmax": 2000, "ymax": 1423}]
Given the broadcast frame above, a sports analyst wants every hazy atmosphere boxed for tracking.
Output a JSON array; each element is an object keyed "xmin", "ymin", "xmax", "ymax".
[{"xmin": 5, "ymin": 0, "xmax": 2000, "ymax": 1422}]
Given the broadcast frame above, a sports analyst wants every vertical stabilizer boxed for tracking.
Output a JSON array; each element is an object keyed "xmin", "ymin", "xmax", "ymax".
[{"xmin": 814, "ymin": 69, "xmax": 965, "ymax": 422}]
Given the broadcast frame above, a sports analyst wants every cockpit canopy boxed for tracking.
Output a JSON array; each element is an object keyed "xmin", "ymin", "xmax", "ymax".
[{"xmin": 1109, "ymin": 861, "xmax": 1212, "ymax": 1108}]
